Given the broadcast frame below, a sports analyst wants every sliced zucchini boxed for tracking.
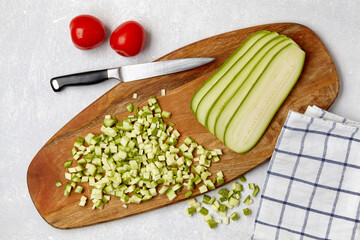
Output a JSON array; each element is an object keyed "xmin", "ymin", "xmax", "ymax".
[
  {"xmin": 224, "ymin": 44, "xmax": 305, "ymax": 153},
  {"xmin": 205, "ymin": 35, "xmax": 289, "ymax": 134},
  {"xmin": 214, "ymin": 38, "xmax": 297, "ymax": 141},
  {"xmin": 195, "ymin": 31, "xmax": 279, "ymax": 125},
  {"xmin": 190, "ymin": 30, "xmax": 270, "ymax": 113}
]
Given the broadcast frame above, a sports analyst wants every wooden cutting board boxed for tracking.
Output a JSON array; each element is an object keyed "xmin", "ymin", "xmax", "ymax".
[{"xmin": 27, "ymin": 23, "xmax": 339, "ymax": 229}]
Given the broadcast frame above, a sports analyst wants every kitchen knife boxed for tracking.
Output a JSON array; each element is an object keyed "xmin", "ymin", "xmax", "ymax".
[{"xmin": 50, "ymin": 58, "xmax": 215, "ymax": 92}]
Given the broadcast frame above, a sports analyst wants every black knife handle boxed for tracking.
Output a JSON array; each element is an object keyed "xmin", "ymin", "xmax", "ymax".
[{"xmin": 50, "ymin": 69, "xmax": 108, "ymax": 92}]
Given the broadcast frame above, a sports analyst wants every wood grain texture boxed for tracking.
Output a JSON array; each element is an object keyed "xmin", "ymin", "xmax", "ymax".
[{"xmin": 27, "ymin": 23, "xmax": 339, "ymax": 229}]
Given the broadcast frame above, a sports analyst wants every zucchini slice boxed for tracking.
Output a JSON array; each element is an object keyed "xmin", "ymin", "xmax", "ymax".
[
  {"xmin": 214, "ymin": 38, "xmax": 297, "ymax": 141},
  {"xmin": 195, "ymin": 31, "xmax": 279, "ymax": 126},
  {"xmin": 224, "ymin": 44, "xmax": 305, "ymax": 153},
  {"xmin": 190, "ymin": 30, "xmax": 270, "ymax": 113},
  {"xmin": 205, "ymin": 35, "xmax": 289, "ymax": 134}
]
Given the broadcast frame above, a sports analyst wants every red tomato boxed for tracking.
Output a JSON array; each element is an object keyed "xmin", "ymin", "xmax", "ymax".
[
  {"xmin": 69, "ymin": 15, "xmax": 105, "ymax": 50},
  {"xmin": 110, "ymin": 21, "xmax": 146, "ymax": 57}
]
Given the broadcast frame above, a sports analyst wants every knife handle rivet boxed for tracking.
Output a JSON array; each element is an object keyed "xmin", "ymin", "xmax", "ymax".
[{"xmin": 52, "ymin": 80, "xmax": 60, "ymax": 90}]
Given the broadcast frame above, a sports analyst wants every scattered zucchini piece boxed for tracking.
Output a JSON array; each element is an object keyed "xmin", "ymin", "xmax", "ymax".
[
  {"xmin": 204, "ymin": 214, "xmax": 212, "ymax": 222},
  {"xmin": 216, "ymin": 177, "xmax": 224, "ymax": 185},
  {"xmin": 219, "ymin": 204, "xmax": 227, "ymax": 217},
  {"xmin": 202, "ymin": 195, "xmax": 212, "ymax": 204},
  {"xmin": 74, "ymin": 137, "xmax": 85, "ymax": 148},
  {"xmin": 199, "ymin": 206, "xmax": 209, "ymax": 216},
  {"xmin": 185, "ymin": 191, "xmax": 193, "ymax": 198},
  {"xmin": 161, "ymin": 111, "xmax": 171, "ymax": 119},
  {"xmin": 218, "ymin": 188, "xmax": 229, "ymax": 197},
  {"xmin": 228, "ymin": 197, "xmax": 240, "ymax": 207},
  {"xmin": 55, "ymin": 181, "xmax": 62, "ymax": 187},
  {"xmin": 207, "ymin": 219, "xmax": 217, "ymax": 229},
  {"xmin": 244, "ymin": 195, "xmax": 253, "ymax": 205},
  {"xmin": 230, "ymin": 212, "xmax": 240, "ymax": 221},
  {"xmin": 239, "ymin": 176, "xmax": 246, "ymax": 182},
  {"xmin": 79, "ymin": 196, "xmax": 87, "ymax": 206},
  {"xmin": 252, "ymin": 185, "xmax": 260, "ymax": 197},
  {"xmin": 199, "ymin": 185, "xmax": 208, "ymax": 193},
  {"xmin": 126, "ymin": 103, "xmax": 134, "ymax": 112},
  {"xmin": 64, "ymin": 160, "xmax": 72, "ymax": 169},
  {"xmin": 161, "ymin": 89, "xmax": 166, "ymax": 96},
  {"xmin": 186, "ymin": 206, "xmax": 196, "ymax": 216},
  {"xmin": 243, "ymin": 208, "xmax": 251, "ymax": 216},
  {"xmin": 64, "ymin": 183, "xmax": 72, "ymax": 196},
  {"xmin": 74, "ymin": 185, "xmax": 83, "ymax": 194}
]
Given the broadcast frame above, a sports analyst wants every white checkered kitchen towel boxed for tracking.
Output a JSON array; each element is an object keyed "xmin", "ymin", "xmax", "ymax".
[{"xmin": 252, "ymin": 106, "xmax": 360, "ymax": 240}]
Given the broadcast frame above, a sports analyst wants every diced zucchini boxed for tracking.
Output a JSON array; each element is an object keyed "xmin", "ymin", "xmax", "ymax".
[
  {"xmin": 74, "ymin": 185, "xmax": 83, "ymax": 194},
  {"xmin": 199, "ymin": 185, "xmax": 208, "ymax": 193},
  {"xmin": 185, "ymin": 191, "xmax": 193, "ymax": 198},
  {"xmin": 55, "ymin": 181, "xmax": 62, "ymax": 187},
  {"xmin": 243, "ymin": 208, "xmax": 252, "ymax": 216},
  {"xmin": 127, "ymin": 104, "xmax": 134, "ymax": 112},
  {"xmin": 186, "ymin": 206, "xmax": 196, "ymax": 216},
  {"xmin": 79, "ymin": 196, "xmax": 87, "ymax": 206},
  {"xmin": 239, "ymin": 175, "xmax": 247, "ymax": 182},
  {"xmin": 64, "ymin": 160, "xmax": 72, "ymax": 169},
  {"xmin": 202, "ymin": 195, "xmax": 212, "ymax": 204},
  {"xmin": 218, "ymin": 188, "xmax": 229, "ymax": 197},
  {"xmin": 230, "ymin": 212, "xmax": 240, "ymax": 221},
  {"xmin": 243, "ymin": 195, "xmax": 253, "ymax": 205},
  {"xmin": 59, "ymin": 96, "xmax": 225, "ymax": 211},
  {"xmin": 199, "ymin": 207, "xmax": 209, "ymax": 216},
  {"xmin": 161, "ymin": 89, "xmax": 166, "ymax": 96},
  {"xmin": 207, "ymin": 220, "xmax": 217, "ymax": 229}
]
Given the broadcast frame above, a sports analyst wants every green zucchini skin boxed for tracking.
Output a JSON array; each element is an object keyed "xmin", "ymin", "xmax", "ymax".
[{"xmin": 190, "ymin": 30, "xmax": 270, "ymax": 114}]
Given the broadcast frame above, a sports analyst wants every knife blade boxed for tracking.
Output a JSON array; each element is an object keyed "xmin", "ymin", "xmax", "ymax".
[{"xmin": 50, "ymin": 58, "xmax": 215, "ymax": 92}]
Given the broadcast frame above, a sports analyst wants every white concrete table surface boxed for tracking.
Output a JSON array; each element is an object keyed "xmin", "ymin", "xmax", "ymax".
[{"xmin": 1, "ymin": 0, "xmax": 359, "ymax": 239}]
